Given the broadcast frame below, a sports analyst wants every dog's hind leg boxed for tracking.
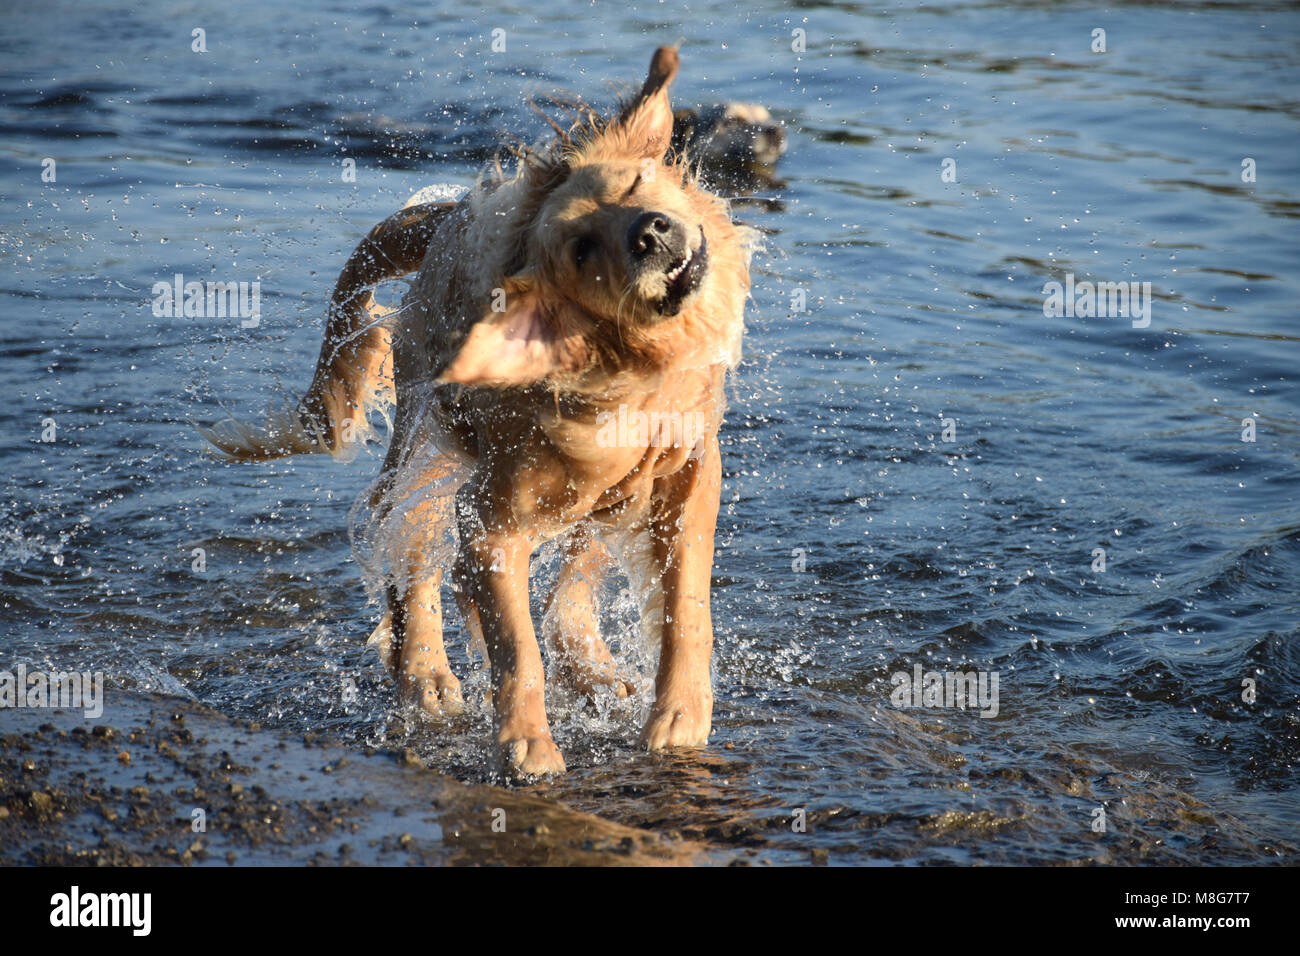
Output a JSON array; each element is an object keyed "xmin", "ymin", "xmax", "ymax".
[
  {"xmin": 450, "ymin": 566, "xmax": 489, "ymax": 665},
  {"xmin": 365, "ymin": 610, "xmax": 396, "ymax": 669},
  {"xmin": 544, "ymin": 528, "xmax": 636, "ymax": 703}
]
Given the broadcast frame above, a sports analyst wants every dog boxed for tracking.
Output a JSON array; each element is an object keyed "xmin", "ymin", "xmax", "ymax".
[
  {"xmin": 671, "ymin": 102, "xmax": 786, "ymax": 189},
  {"xmin": 201, "ymin": 46, "xmax": 756, "ymax": 778}
]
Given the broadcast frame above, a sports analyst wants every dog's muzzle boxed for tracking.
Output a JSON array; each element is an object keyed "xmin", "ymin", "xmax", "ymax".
[{"xmin": 626, "ymin": 212, "xmax": 709, "ymax": 316}]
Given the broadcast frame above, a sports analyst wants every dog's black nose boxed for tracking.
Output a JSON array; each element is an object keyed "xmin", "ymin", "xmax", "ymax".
[{"xmin": 627, "ymin": 211, "xmax": 682, "ymax": 261}]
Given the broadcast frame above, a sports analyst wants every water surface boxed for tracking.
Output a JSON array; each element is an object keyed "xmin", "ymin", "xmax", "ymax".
[{"xmin": 1, "ymin": 0, "xmax": 1297, "ymax": 864}]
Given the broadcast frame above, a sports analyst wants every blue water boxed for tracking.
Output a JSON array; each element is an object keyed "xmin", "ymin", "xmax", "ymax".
[{"xmin": 1, "ymin": 0, "xmax": 1296, "ymax": 864}]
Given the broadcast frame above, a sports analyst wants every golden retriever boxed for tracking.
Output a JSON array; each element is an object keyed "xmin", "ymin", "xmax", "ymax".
[{"xmin": 202, "ymin": 46, "xmax": 755, "ymax": 778}]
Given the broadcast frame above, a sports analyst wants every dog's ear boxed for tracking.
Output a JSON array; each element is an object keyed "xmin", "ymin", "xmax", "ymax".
[
  {"xmin": 609, "ymin": 46, "xmax": 679, "ymax": 160},
  {"xmin": 436, "ymin": 273, "xmax": 588, "ymax": 387}
]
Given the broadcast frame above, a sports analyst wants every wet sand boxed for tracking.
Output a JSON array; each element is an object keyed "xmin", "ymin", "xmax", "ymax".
[{"xmin": 0, "ymin": 691, "xmax": 716, "ymax": 866}]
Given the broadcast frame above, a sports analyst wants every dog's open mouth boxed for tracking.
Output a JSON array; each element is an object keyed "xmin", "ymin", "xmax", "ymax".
[{"xmin": 659, "ymin": 230, "xmax": 709, "ymax": 316}]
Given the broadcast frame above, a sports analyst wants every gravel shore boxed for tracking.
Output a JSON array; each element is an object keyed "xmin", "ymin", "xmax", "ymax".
[{"xmin": 0, "ymin": 691, "xmax": 707, "ymax": 866}]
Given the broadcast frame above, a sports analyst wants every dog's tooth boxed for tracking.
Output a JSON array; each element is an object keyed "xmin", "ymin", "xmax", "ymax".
[{"xmin": 667, "ymin": 248, "xmax": 694, "ymax": 283}]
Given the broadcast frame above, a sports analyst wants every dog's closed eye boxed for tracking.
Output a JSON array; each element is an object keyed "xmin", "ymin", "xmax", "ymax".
[{"xmin": 573, "ymin": 234, "xmax": 598, "ymax": 268}]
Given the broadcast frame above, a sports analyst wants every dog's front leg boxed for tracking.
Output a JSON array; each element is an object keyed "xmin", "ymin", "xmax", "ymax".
[
  {"xmin": 456, "ymin": 482, "xmax": 566, "ymax": 778},
  {"xmin": 389, "ymin": 568, "xmax": 464, "ymax": 717},
  {"xmin": 640, "ymin": 439, "xmax": 720, "ymax": 750}
]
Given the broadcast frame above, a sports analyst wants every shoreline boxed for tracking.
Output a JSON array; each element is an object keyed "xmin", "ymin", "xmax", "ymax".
[{"xmin": 0, "ymin": 690, "xmax": 711, "ymax": 866}]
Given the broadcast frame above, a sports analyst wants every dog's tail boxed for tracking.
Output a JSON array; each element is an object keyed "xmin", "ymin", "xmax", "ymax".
[{"xmin": 198, "ymin": 199, "xmax": 456, "ymax": 462}]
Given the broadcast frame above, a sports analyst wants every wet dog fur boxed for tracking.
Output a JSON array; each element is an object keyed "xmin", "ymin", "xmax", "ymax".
[{"xmin": 202, "ymin": 47, "xmax": 755, "ymax": 778}]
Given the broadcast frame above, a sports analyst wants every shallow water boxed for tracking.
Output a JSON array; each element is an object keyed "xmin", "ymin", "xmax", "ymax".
[{"xmin": 1, "ymin": 0, "xmax": 1297, "ymax": 864}]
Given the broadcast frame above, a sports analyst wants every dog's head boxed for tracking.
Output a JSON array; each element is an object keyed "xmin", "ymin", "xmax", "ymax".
[
  {"xmin": 438, "ymin": 47, "xmax": 750, "ymax": 390},
  {"xmin": 673, "ymin": 102, "xmax": 787, "ymax": 170}
]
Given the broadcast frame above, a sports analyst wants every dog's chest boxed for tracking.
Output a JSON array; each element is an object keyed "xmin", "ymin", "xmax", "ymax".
[{"xmin": 538, "ymin": 372, "xmax": 724, "ymax": 518}]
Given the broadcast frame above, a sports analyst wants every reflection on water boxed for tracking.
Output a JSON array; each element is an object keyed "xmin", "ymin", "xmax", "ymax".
[{"xmin": 1, "ymin": 0, "xmax": 1297, "ymax": 863}]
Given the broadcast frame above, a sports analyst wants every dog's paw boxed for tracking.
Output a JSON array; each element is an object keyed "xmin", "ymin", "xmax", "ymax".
[
  {"xmin": 498, "ymin": 733, "xmax": 567, "ymax": 778},
  {"xmin": 639, "ymin": 694, "xmax": 713, "ymax": 750},
  {"xmin": 399, "ymin": 670, "xmax": 465, "ymax": 718},
  {"xmin": 558, "ymin": 660, "xmax": 638, "ymax": 704}
]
